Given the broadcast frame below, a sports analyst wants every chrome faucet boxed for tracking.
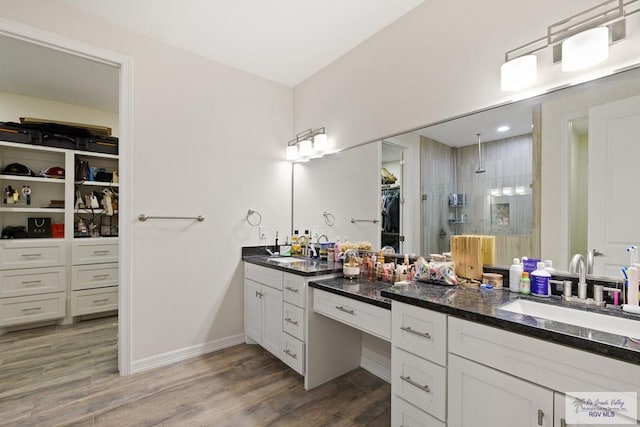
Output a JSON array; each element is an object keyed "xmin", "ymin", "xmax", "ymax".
[
  {"xmin": 317, "ymin": 234, "xmax": 329, "ymax": 244},
  {"xmin": 566, "ymin": 253, "xmax": 605, "ymax": 306},
  {"xmin": 297, "ymin": 235, "xmax": 310, "ymax": 257}
]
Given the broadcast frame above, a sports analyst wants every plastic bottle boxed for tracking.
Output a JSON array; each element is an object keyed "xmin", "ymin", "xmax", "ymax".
[
  {"xmin": 628, "ymin": 266, "xmax": 639, "ymax": 306},
  {"xmin": 530, "ymin": 262, "xmax": 551, "ymax": 297},
  {"xmin": 519, "ymin": 272, "xmax": 531, "ymax": 295},
  {"xmin": 334, "ymin": 237, "xmax": 341, "ymax": 262},
  {"xmin": 509, "ymin": 258, "xmax": 523, "ymax": 293},
  {"xmin": 543, "ymin": 260, "xmax": 556, "ymax": 275}
]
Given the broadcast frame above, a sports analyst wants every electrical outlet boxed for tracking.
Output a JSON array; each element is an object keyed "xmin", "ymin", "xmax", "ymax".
[{"xmin": 258, "ymin": 226, "xmax": 268, "ymax": 241}]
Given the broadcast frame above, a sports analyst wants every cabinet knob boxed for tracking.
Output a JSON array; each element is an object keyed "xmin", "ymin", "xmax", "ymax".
[
  {"xmin": 560, "ymin": 418, "xmax": 566, "ymax": 427},
  {"xmin": 537, "ymin": 409, "xmax": 544, "ymax": 426}
]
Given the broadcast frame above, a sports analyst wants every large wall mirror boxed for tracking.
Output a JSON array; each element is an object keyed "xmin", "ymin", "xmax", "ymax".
[{"xmin": 292, "ymin": 65, "xmax": 640, "ymax": 280}]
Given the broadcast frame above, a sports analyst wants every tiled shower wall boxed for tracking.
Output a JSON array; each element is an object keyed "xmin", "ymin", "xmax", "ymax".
[{"xmin": 421, "ymin": 134, "xmax": 533, "ymax": 260}]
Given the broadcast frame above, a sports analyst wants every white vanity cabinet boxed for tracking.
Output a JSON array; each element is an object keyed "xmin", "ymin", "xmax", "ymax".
[
  {"xmin": 448, "ymin": 317, "xmax": 640, "ymax": 427},
  {"xmin": 391, "ymin": 301, "xmax": 447, "ymax": 426},
  {"xmin": 448, "ymin": 353, "xmax": 553, "ymax": 427},
  {"xmin": 244, "ymin": 263, "xmax": 284, "ymax": 358}
]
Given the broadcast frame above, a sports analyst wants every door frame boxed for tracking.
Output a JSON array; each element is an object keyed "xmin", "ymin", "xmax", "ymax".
[{"xmin": 0, "ymin": 17, "xmax": 134, "ymax": 375}]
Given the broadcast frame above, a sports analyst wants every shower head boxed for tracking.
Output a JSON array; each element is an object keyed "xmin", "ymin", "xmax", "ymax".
[{"xmin": 475, "ymin": 133, "xmax": 486, "ymax": 174}]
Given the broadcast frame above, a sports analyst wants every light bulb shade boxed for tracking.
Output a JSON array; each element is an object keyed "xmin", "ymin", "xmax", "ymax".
[
  {"xmin": 500, "ymin": 55, "xmax": 537, "ymax": 91},
  {"xmin": 313, "ymin": 133, "xmax": 328, "ymax": 152},
  {"xmin": 286, "ymin": 145, "xmax": 299, "ymax": 161},
  {"xmin": 562, "ymin": 27, "xmax": 609, "ymax": 72},
  {"xmin": 299, "ymin": 139, "xmax": 313, "ymax": 157}
]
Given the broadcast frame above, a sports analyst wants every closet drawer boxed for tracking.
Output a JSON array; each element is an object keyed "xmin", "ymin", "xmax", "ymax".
[
  {"xmin": 283, "ymin": 301, "xmax": 305, "ymax": 341},
  {"xmin": 0, "ymin": 267, "xmax": 66, "ymax": 298},
  {"xmin": 0, "ymin": 241, "xmax": 65, "ymax": 270},
  {"xmin": 281, "ymin": 333, "xmax": 305, "ymax": 375},
  {"xmin": 72, "ymin": 240, "xmax": 118, "ymax": 265},
  {"xmin": 244, "ymin": 263, "xmax": 283, "ymax": 290},
  {"xmin": 313, "ymin": 288, "xmax": 391, "ymax": 341},
  {"xmin": 392, "ymin": 301, "xmax": 447, "ymax": 366},
  {"xmin": 72, "ymin": 263, "xmax": 118, "ymax": 290},
  {"xmin": 392, "ymin": 347, "xmax": 447, "ymax": 422},
  {"xmin": 392, "ymin": 395, "xmax": 446, "ymax": 427},
  {"xmin": 0, "ymin": 292, "xmax": 65, "ymax": 327},
  {"xmin": 283, "ymin": 273, "xmax": 305, "ymax": 307},
  {"xmin": 71, "ymin": 287, "xmax": 118, "ymax": 316}
]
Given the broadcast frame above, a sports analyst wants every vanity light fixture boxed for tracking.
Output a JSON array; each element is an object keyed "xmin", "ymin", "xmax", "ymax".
[
  {"xmin": 286, "ymin": 127, "xmax": 327, "ymax": 161},
  {"xmin": 500, "ymin": 0, "xmax": 639, "ymax": 91}
]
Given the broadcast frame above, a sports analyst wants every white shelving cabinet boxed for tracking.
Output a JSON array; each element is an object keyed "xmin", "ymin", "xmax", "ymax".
[{"xmin": 0, "ymin": 140, "xmax": 119, "ymax": 331}]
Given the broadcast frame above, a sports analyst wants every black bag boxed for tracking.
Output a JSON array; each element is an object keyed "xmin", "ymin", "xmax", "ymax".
[
  {"xmin": 75, "ymin": 158, "xmax": 89, "ymax": 181},
  {"xmin": 2, "ymin": 226, "xmax": 28, "ymax": 239},
  {"xmin": 27, "ymin": 217, "xmax": 52, "ymax": 238}
]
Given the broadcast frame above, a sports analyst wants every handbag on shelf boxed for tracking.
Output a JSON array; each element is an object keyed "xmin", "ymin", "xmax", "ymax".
[{"xmin": 27, "ymin": 217, "xmax": 52, "ymax": 238}]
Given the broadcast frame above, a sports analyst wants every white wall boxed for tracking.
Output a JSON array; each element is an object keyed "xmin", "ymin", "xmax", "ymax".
[
  {"xmin": 0, "ymin": 0, "xmax": 292, "ymax": 367},
  {"xmin": 294, "ymin": 0, "xmax": 637, "ymax": 149},
  {"xmin": 0, "ymin": 91, "xmax": 118, "ymax": 134}
]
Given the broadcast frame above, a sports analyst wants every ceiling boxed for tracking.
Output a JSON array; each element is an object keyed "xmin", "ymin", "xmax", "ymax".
[{"xmin": 52, "ymin": 0, "xmax": 426, "ymax": 87}]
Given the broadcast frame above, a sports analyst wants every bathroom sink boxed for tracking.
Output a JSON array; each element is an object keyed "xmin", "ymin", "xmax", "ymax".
[
  {"xmin": 267, "ymin": 257, "xmax": 305, "ymax": 264},
  {"xmin": 499, "ymin": 299, "xmax": 640, "ymax": 339}
]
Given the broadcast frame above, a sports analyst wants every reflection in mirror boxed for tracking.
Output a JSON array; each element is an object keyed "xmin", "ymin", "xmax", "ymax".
[
  {"xmin": 292, "ymin": 65, "xmax": 640, "ymax": 280},
  {"xmin": 381, "ymin": 142, "xmax": 404, "ymax": 253}
]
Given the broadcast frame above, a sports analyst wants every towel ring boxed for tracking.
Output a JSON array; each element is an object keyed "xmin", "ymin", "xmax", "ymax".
[
  {"xmin": 322, "ymin": 211, "xmax": 335, "ymax": 226},
  {"xmin": 246, "ymin": 209, "xmax": 262, "ymax": 226}
]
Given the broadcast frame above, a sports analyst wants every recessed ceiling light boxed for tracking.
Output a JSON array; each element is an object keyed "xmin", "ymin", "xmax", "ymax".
[{"xmin": 497, "ymin": 126, "xmax": 510, "ymax": 132}]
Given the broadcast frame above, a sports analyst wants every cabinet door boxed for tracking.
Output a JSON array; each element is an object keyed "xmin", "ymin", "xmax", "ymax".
[
  {"xmin": 448, "ymin": 354, "xmax": 553, "ymax": 427},
  {"xmin": 244, "ymin": 279, "xmax": 262, "ymax": 344},
  {"xmin": 260, "ymin": 283, "xmax": 283, "ymax": 357},
  {"xmin": 554, "ymin": 392, "xmax": 622, "ymax": 427}
]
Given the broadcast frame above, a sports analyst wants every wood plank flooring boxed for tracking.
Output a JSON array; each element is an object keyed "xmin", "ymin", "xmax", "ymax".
[{"xmin": 0, "ymin": 317, "xmax": 390, "ymax": 426}]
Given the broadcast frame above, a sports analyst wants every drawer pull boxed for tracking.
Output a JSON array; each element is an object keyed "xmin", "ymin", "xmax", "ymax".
[
  {"xmin": 21, "ymin": 253, "xmax": 43, "ymax": 258},
  {"xmin": 21, "ymin": 306, "xmax": 42, "ymax": 314},
  {"xmin": 284, "ymin": 286, "xmax": 300, "ymax": 293},
  {"xmin": 283, "ymin": 348, "xmax": 298, "ymax": 359},
  {"xmin": 92, "ymin": 250, "xmax": 110, "ymax": 255},
  {"xmin": 92, "ymin": 298, "xmax": 109, "ymax": 306},
  {"xmin": 21, "ymin": 280, "xmax": 43, "ymax": 287},
  {"xmin": 560, "ymin": 418, "xmax": 566, "ymax": 427},
  {"xmin": 335, "ymin": 306, "xmax": 355, "ymax": 315},
  {"xmin": 537, "ymin": 409, "xmax": 544, "ymax": 426},
  {"xmin": 284, "ymin": 317, "xmax": 299, "ymax": 326},
  {"xmin": 400, "ymin": 325, "xmax": 432, "ymax": 339},
  {"xmin": 400, "ymin": 375, "xmax": 430, "ymax": 393},
  {"xmin": 92, "ymin": 274, "xmax": 110, "ymax": 280}
]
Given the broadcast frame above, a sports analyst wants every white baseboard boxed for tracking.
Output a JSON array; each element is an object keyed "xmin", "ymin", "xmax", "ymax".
[{"xmin": 130, "ymin": 333, "xmax": 245, "ymax": 374}]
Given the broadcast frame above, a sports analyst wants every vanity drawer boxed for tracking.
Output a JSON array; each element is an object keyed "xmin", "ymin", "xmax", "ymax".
[
  {"xmin": 283, "ymin": 273, "xmax": 305, "ymax": 307},
  {"xmin": 281, "ymin": 333, "xmax": 305, "ymax": 375},
  {"xmin": 72, "ymin": 241, "xmax": 118, "ymax": 265},
  {"xmin": 392, "ymin": 301, "xmax": 447, "ymax": 366},
  {"xmin": 71, "ymin": 287, "xmax": 118, "ymax": 316},
  {"xmin": 283, "ymin": 301, "xmax": 305, "ymax": 341},
  {"xmin": 0, "ymin": 267, "xmax": 66, "ymax": 298},
  {"xmin": 392, "ymin": 347, "xmax": 447, "ymax": 422},
  {"xmin": 392, "ymin": 395, "xmax": 446, "ymax": 427},
  {"xmin": 72, "ymin": 263, "xmax": 118, "ymax": 291},
  {"xmin": 244, "ymin": 263, "xmax": 283, "ymax": 290},
  {"xmin": 0, "ymin": 241, "xmax": 65, "ymax": 270},
  {"xmin": 0, "ymin": 292, "xmax": 65, "ymax": 327},
  {"xmin": 313, "ymin": 289, "xmax": 391, "ymax": 341}
]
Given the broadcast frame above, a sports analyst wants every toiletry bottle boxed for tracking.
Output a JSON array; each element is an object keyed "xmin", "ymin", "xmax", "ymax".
[
  {"xmin": 530, "ymin": 262, "xmax": 551, "ymax": 297},
  {"xmin": 334, "ymin": 237, "xmax": 341, "ymax": 262},
  {"xmin": 519, "ymin": 272, "xmax": 531, "ymax": 295},
  {"xmin": 292, "ymin": 230, "xmax": 300, "ymax": 255},
  {"xmin": 543, "ymin": 260, "xmax": 556, "ymax": 274},
  {"xmin": 628, "ymin": 266, "xmax": 639, "ymax": 306},
  {"xmin": 509, "ymin": 258, "xmax": 523, "ymax": 293}
]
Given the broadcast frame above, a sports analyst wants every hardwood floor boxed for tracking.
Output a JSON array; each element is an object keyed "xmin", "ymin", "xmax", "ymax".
[{"xmin": 0, "ymin": 317, "xmax": 390, "ymax": 426}]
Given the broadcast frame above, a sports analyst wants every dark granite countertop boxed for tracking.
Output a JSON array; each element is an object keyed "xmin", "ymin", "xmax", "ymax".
[
  {"xmin": 381, "ymin": 282, "xmax": 640, "ymax": 366},
  {"xmin": 242, "ymin": 254, "xmax": 342, "ymax": 277},
  {"xmin": 308, "ymin": 277, "xmax": 392, "ymax": 309}
]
